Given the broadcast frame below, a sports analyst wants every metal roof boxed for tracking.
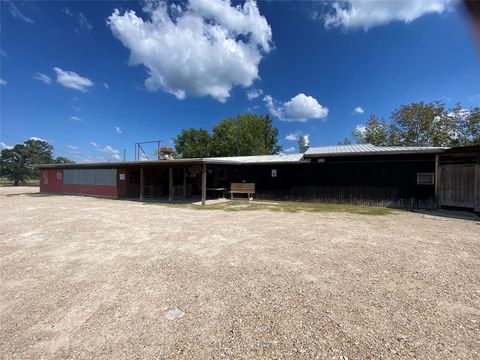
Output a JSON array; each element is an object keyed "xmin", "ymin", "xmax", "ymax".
[
  {"xmin": 36, "ymin": 154, "xmax": 305, "ymax": 168},
  {"xmin": 304, "ymin": 144, "xmax": 448, "ymax": 157},
  {"xmin": 204, "ymin": 154, "xmax": 305, "ymax": 164}
]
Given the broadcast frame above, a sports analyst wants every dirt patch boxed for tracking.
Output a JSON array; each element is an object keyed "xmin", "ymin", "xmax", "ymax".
[{"xmin": 1, "ymin": 187, "xmax": 479, "ymax": 359}]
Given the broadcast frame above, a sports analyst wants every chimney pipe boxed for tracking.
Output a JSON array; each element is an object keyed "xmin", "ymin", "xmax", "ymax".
[{"xmin": 298, "ymin": 135, "xmax": 310, "ymax": 153}]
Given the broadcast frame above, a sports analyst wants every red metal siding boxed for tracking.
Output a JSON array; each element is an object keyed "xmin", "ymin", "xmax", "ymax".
[
  {"xmin": 62, "ymin": 184, "xmax": 118, "ymax": 198},
  {"xmin": 39, "ymin": 169, "xmax": 64, "ymax": 193}
]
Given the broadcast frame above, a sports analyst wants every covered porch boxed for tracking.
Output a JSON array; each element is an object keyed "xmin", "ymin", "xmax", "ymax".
[{"xmin": 117, "ymin": 161, "xmax": 232, "ymax": 205}]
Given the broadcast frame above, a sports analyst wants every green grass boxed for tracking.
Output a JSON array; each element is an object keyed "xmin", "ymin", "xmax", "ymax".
[
  {"xmin": 145, "ymin": 199, "xmax": 395, "ymax": 215},
  {"xmin": 0, "ymin": 179, "xmax": 39, "ymax": 187}
]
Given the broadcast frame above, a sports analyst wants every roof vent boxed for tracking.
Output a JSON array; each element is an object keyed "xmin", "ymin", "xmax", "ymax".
[{"xmin": 298, "ymin": 135, "xmax": 310, "ymax": 153}]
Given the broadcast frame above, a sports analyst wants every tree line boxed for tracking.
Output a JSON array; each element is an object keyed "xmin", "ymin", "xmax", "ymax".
[
  {"xmin": 341, "ymin": 102, "xmax": 480, "ymax": 146},
  {"xmin": 0, "ymin": 139, "xmax": 73, "ymax": 185}
]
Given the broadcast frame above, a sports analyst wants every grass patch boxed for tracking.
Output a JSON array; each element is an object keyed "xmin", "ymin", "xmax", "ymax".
[
  {"xmin": 145, "ymin": 199, "xmax": 395, "ymax": 215},
  {"xmin": 197, "ymin": 200, "xmax": 394, "ymax": 215},
  {"xmin": 0, "ymin": 179, "xmax": 39, "ymax": 187}
]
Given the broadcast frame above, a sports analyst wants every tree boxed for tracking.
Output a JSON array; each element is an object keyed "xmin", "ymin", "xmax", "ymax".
[
  {"xmin": 173, "ymin": 128, "xmax": 212, "ymax": 158},
  {"xmin": 390, "ymin": 101, "xmax": 448, "ymax": 146},
  {"xmin": 54, "ymin": 156, "xmax": 75, "ymax": 164},
  {"xmin": 173, "ymin": 113, "xmax": 282, "ymax": 158},
  {"xmin": 337, "ymin": 138, "xmax": 352, "ymax": 145},
  {"xmin": 0, "ymin": 139, "xmax": 72, "ymax": 185},
  {"xmin": 343, "ymin": 101, "xmax": 479, "ymax": 147}
]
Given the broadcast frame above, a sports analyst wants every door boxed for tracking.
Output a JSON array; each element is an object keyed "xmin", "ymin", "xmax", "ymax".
[{"xmin": 439, "ymin": 165, "xmax": 475, "ymax": 209}]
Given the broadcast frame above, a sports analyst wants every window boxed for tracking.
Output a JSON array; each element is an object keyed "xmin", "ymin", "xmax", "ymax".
[{"xmin": 417, "ymin": 172, "xmax": 434, "ymax": 185}]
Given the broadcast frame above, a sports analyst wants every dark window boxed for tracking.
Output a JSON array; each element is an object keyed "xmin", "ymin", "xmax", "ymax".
[
  {"xmin": 417, "ymin": 173, "xmax": 434, "ymax": 185},
  {"xmin": 129, "ymin": 170, "xmax": 140, "ymax": 185}
]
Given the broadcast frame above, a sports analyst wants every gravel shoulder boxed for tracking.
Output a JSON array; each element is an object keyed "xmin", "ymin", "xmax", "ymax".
[{"xmin": 1, "ymin": 187, "xmax": 479, "ymax": 359}]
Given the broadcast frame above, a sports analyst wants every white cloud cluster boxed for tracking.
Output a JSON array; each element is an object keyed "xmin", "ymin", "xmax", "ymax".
[
  {"xmin": 285, "ymin": 131, "xmax": 303, "ymax": 141},
  {"xmin": 354, "ymin": 106, "xmax": 364, "ymax": 114},
  {"xmin": 1, "ymin": 142, "xmax": 13, "ymax": 150},
  {"xmin": 54, "ymin": 67, "xmax": 94, "ymax": 92},
  {"xmin": 67, "ymin": 145, "xmax": 78, "ymax": 150},
  {"xmin": 264, "ymin": 93, "xmax": 328, "ymax": 122},
  {"xmin": 246, "ymin": 88, "xmax": 263, "ymax": 100},
  {"xmin": 0, "ymin": 79, "xmax": 6, "ymax": 86},
  {"xmin": 114, "ymin": 126, "xmax": 122, "ymax": 134},
  {"xmin": 90, "ymin": 142, "xmax": 122, "ymax": 161},
  {"xmin": 70, "ymin": 116, "xmax": 82, "ymax": 122},
  {"xmin": 355, "ymin": 124, "xmax": 367, "ymax": 135},
  {"xmin": 33, "ymin": 73, "xmax": 52, "ymax": 84},
  {"xmin": 323, "ymin": 0, "xmax": 455, "ymax": 30},
  {"xmin": 283, "ymin": 147, "xmax": 296, "ymax": 153},
  {"xmin": 107, "ymin": 0, "xmax": 272, "ymax": 102},
  {"xmin": 8, "ymin": 1, "xmax": 35, "ymax": 24},
  {"xmin": 29, "ymin": 136, "xmax": 47, "ymax": 142}
]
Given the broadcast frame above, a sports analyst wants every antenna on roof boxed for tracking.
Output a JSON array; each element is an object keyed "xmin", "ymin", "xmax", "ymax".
[{"xmin": 134, "ymin": 140, "xmax": 162, "ymax": 161}]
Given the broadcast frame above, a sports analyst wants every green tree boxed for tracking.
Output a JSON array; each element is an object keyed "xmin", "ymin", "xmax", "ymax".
[
  {"xmin": 0, "ymin": 139, "xmax": 72, "ymax": 185},
  {"xmin": 173, "ymin": 113, "xmax": 281, "ymax": 158},
  {"xmin": 353, "ymin": 114, "xmax": 390, "ymax": 145},
  {"xmin": 390, "ymin": 101, "xmax": 448, "ymax": 146},
  {"xmin": 448, "ymin": 105, "xmax": 480, "ymax": 146},
  {"xmin": 173, "ymin": 128, "xmax": 212, "ymax": 158}
]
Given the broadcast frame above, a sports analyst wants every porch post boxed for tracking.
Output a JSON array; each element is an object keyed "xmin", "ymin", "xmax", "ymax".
[
  {"xmin": 201, "ymin": 163, "xmax": 207, "ymax": 206},
  {"xmin": 140, "ymin": 167, "xmax": 144, "ymax": 201},
  {"xmin": 183, "ymin": 167, "xmax": 187, "ymax": 199},
  {"xmin": 434, "ymin": 153, "xmax": 440, "ymax": 208},
  {"xmin": 169, "ymin": 167, "xmax": 174, "ymax": 202}
]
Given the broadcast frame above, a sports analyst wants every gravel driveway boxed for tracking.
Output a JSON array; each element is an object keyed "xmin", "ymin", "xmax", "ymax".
[{"xmin": 1, "ymin": 187, "xmax": 479, "ymax": 359}]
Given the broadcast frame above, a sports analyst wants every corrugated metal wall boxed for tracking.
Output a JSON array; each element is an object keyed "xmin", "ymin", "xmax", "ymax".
[{"xmin": 64, "ymin": 169, "xmax": 116, "ymax": 186}]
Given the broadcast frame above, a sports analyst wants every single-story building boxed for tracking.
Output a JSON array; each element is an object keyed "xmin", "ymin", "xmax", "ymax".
[{"xmin": 37, "ymin": 144, "xmax": 480, "ymax": 211}]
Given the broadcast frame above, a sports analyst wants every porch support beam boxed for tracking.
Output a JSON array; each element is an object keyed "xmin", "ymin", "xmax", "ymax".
[
  {"xmin": 201, "ymin": 163, "xmax": 207, "ymax": 206},
  {"xmin": 169, "ymin": 167, "xmax": 174, "ymax": 202},
  {"xmin": 434, "ymin": 153, "xmax": 440, "ymax": 208},
  {"xmin": 183, "ymin": 167, "xmax": 187, "ymax": 199},
  {"xmin": 140, "ymin": 167, "xmax": 144, "ymax": 201}
]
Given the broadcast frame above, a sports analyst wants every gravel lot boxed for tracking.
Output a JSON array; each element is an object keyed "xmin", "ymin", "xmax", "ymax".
[{"xmin": 1, "ymin": 187, "xmax": 479, "ymax": 359}]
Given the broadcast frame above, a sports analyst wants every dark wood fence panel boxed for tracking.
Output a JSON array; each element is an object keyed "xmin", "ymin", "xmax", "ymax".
[{"xmin": 439, "ymin": 165, "xmax": 475, "ymax": 208}]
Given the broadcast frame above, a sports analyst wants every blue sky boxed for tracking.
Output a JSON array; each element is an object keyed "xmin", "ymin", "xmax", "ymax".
[{"xmin": 1, "ymin": 0, "xmax": 479, "ymax": 162}]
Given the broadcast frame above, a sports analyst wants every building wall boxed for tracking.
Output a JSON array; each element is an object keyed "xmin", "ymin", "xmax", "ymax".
[
  {"xmin": 229, "ymin": 154, "xmax": 436, "ymax": 208},
  {"xmin": 39, "ymin": 168, "xmax": 118, "ymax": 198},
  {"xmin": 39, "ymin": 169, "xmax": 64, "ymax": 193}
]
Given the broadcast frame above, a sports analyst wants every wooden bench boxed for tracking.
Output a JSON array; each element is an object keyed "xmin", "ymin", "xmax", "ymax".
[{"xmin": 229, "ymin": 182, "xmax": 255, "ymax": 200}]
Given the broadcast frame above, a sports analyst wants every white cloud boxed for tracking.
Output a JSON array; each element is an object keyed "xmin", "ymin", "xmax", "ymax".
[
  {"xmin": 284, "ymin": 94, "xmax": 328, "ymax": 120},
  {"xmin": 107, "ymin": 0, "xmax": 272, "ymax": 102},
  {"xmin": 70, "ymin": 116, "xmax": 82, "ymax": 122},
  {"xmin": 355, "ymin": 124, "xmax": 366, "ymax": 135},
  {"xmin": 265, "ymin": 93, "xmax": 328, "ymax": 122},
  {"xmin": 114, "ymin": 126, "xmax": 122, "ymax": 134},
  {"xmin": 8, "ymin": 1, "xmax": 35, "ymax": 24},
  {"xmin": 33, "ymin": 73, "xmax": 52, "ymax": 84},
  {"xmin": 29, "ymin": 136, "xmax": 47, "ymax": 142},
  {"xmin": 90, "ymin": 142, "xmax": 121, "ymax": 161},
  {"xmin": 353, "ymin": 106, "xmax": 364, "ymax": 114},
  {"xmin": 0, "ymin": 49, "xmax": 7, "ymax": 57},
  {"xmin": 103, "ymin": 82, "xmax": 109, "ymax": 89},
  {"xmin": 285, "ymin": 132, "xmax": 301, "ymax": 141},
  {"xmin": 323, "ymin": 0, "xmax": 455, "ymax": 30},
  {"xmin": 283, "ymin": 147, "xmax": 296, "ymax": 153},
  {"xmin": 67, "ymin": 145, "xmax": 78, "ymax": 150},
  {"xmin": 1, "ymin": 142, "xmax": 13, "ymax": 150},
  {"xmin": 54, "ymin": 67, "xmax": 94, "ymax": 92},
  {"xmin": 246, "ymin": 88, "xmax": 263, "ymax": 100},
  {"xmin": 78, "ymin": 12, "xmax": 93, "ymax": 31},
  {"xmin": 0, "ymin": 79, "xmax": 6, "ymax": 86}
]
